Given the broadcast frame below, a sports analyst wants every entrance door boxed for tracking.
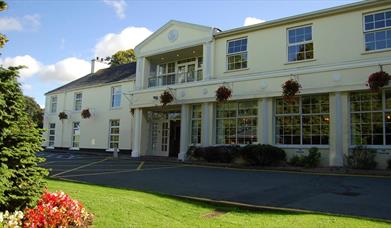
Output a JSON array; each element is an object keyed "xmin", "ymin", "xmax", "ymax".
[{"xmin": 169, "ymin": 120, "xmax": 181, "ymax": 157}]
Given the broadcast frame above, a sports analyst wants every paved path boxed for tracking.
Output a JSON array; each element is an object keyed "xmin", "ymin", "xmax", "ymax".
[{"xmin": 40, "ymin": 150, "xmax": 391, "ymax": 221}]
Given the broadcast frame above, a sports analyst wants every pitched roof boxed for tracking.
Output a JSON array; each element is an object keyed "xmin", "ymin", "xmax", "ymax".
[{"xmin": 45, "ymin": 62, "xmax": 136, "ymax": 95}]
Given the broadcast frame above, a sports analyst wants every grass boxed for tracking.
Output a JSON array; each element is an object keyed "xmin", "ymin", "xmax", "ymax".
[{"xmin": 47, "ymin": 179, "xmax": 391, "ymax": 228}]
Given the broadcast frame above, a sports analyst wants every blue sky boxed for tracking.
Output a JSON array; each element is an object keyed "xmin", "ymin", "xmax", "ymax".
[{"xmin": 0, "ymin": 0, "xmax": 359, "ymax": 107}]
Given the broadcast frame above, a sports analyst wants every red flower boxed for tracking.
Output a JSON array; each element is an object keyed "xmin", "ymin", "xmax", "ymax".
[
  {"xmin": 282, "ymin": 79, "xmax": 301, "ymax": 103},
  {"xmin": 367, "ymin": 71, "xmax": 390, "ymax": 92},
  {"xmin": 216, "ymin": 86, "xmax": 232, "ymax": 103}
]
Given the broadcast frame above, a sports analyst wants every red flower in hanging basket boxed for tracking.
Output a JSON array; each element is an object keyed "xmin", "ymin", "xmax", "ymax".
[
  {"xmin": 81, "ymin": 108, "xmax": 91, "ymax": 119},
  {"xmin": 282, "ymin": 79, "xmax": 301, "ymax": 103},
  {"xmin": 367, "ymin": 71, "xmax": 390, "ymax": 92},
  {"xmin": 58, "ymin": 112, "xmax": 68, "ymax": 120},
  {"xmin": 160, "ymin": 90, "xmax": 174, "ymax": 107},
  {"xmin": 216, "ymin": 86, "xmax": 232, "ymax": 102}
]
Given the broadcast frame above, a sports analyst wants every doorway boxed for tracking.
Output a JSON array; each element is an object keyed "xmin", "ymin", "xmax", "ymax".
[
  {"xmin": 169, "ymin": 120, "xmax": 181, "ymax": 157},
  {"xmin": 177, "ymin": 62, "xmax": 196, "ymax": 83}
]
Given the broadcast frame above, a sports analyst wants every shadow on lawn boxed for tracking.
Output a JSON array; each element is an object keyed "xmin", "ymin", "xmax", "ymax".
[{"xmin": 46, "ymin": 177, "xmax": 391, "ymax": 225}]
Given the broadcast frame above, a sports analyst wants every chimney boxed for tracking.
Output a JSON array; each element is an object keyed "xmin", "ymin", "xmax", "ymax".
[{"xmin": 91, "ymin": 57, "xmax": 109, "ymax": 74}]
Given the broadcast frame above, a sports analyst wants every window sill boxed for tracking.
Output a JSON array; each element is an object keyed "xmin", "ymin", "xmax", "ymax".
[
  {"xmin": 224, "ymin": 68, "xmax": 249, "ymax": 73},
  {"xmin": 284, "ymin": 59, "xmax": 316, "ymax": 65},
  {"xmin": 69, "ymin": 147, "xmax": 79, "ymax": 150},
  {"xmin": 276, "ymin": 144, "xmax": 329, "ymax": 149},
  {"xmin": 110, "ymin": 107, "xmax": 122, "ymax": 111},
  {"xmin": 361, "ymin": 48, "xmax": 391, "ymax": 55}
]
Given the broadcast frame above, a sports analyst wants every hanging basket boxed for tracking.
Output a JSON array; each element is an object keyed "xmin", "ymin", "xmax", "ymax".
[
  {"xmin": 81, "ymin": 108, "xmax": 92, "ymax": 119},
  {"xmin": 58, "ymin": 112, "xmax": 68, "ymax": 120},
  {"xmin": 282, "ymin": 79, "xmax": 301, "ymax": 103},
  {"xmin": 160, "ymin": 90, "xmax": 174, "ymax": 107},
  {"xmin": 367, "ymin": 71, "xmax": 390, "ymax": 92},
  {"xmin": 215, "ymin": 86, "xmax": 232, "ymax": 103}
]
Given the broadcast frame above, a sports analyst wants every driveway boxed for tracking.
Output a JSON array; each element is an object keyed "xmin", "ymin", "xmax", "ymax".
[{"xmin": 40, "ymin": 150, "xmax": 391, "ymax": 221}]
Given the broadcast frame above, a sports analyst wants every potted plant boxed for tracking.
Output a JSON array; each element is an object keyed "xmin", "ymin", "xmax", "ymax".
[
  {"xmin": 81, "ymin": 108, "xmax": 91, "ymax": 119},
  {"xmin": 367, "ymin": 70, "xmax": 390, "ymax": 92},
  {"xmin": 215, "ymin": 85, "xmax": 232, "ymax": 102},
  {"xmin": 282, "ymin": 79, "xmax": 301, "ymax": 103},
  {"xmin": 160, "ymin": 90, "xmax": 174, "ymax": 107},
  {"xmin": 58, "ymin": 112, "xmax": 68, "ymax": 120}
]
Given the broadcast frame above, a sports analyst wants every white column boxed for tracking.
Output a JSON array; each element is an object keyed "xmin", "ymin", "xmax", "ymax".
[
  {"xmin": 202, "ymin": 41, "xmax": 212, "ymax": 81},
  {"xmin": 178, "ymin": 104, "xmax": 190, "ymax": 161},
  {"xmin": 329, "ymin": 92, "xmax": 344, "ymax": 166},
  {"xmin": 201, "ymin": 103, "xmax": 211, "ymax": 146},
  {"xmin": 132, "ymin": 108, "xmax": 142, "ymax": 157},
  {"xmin": 135, "ymin": 57, "xmax": 145, "ymax": 90}
]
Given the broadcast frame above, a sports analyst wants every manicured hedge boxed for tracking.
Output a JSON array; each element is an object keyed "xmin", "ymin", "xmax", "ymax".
[{"xmin": 187, "ymin": 144, "xmax": 286, "ymax": 166}]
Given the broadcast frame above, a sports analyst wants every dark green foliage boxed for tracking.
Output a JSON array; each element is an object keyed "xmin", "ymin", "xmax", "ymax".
[
  {"xmin": 0, "ymin": 66, "xmax": 48, "ymax": 211},
  {"xmin": 240, "ymin": 144, "xmax": 286, "ymax": 166},
  {"xmin": 187, "ymin": 145, "xmax": 240, "ymax": 163},
  {"xmin": 289, "ymin": 147, "xmax": 321, "ymax": 168},
  {"xmin": 105, "ymin": 49, "xmax": 136, "ymax": 67},
  {"xmin": 24, "ymin": 96, "xmax": 43, "ymax": 128},
  {"xmin": 346, "ymin": 146, "xmax": 377, "ymax": 170}
]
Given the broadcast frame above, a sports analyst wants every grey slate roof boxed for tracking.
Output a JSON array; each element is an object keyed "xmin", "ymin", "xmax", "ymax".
[{"xmin": 45, "ymin": 62, "xmax": 136, "ymax": 95}]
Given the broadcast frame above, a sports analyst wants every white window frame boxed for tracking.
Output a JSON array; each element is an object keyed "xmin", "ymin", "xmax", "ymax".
[
  {"xmin": 48, "ymin": 123, "xmax": 55, "ymax": 148},
  {"xmin": 287, "ymin": 24, "xmax": 314, "ymax": 62},
  {"xmin": 274, "ymin": 94, "xmax": 330, "ymax": 146},
  {"xmin": 74, "ymin": 92, "xmax": 82, "ymax": 111},
  {"xmin": 226, "ymin": 37, "xmax": 248, "ymax": 71},
  {"xmin": 50, "ymin": 96, "xmax": 57, "ymax": 113},
  {"xmin": 216, "ymin": 101, "xmax": 258, "ymax": 145},
  {"xmin": 111, "ymin": 86, "xmax": 122, "ymax": 108},
  {"xmin": 190, "ymin": 104, "xmax": 202, "ymax": 145},
  {"xmin": 350, "ymin": 90, "xmax": 391, "ymax": 146},
  {"xmin": 362, "ymin": 9, "xmax": 391, "ymax": 52},
  {"xmin": 108, "ymin": 119, "xmax": 120, "ymax": 150},
  {"xmin": 71, "ymin": 121, "xmax": 80, "ymax": 149}
]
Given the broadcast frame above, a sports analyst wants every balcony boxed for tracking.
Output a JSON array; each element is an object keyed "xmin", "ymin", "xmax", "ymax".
[{"xmin": 148, "ymin": 70, "xmax": 203, "ymax": 88}]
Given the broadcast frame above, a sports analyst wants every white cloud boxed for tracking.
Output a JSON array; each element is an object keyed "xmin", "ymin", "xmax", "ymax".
[
  {"xmin": 243, "ymin": 17, "xmax": 266, "ymax": 26},
  {"xmin": 0, "ymin": 14, "xmax": 41, "ymax": 32},
  {"xmin": 0, "ymin": 17, "xmax": 23, "ymax": 31},
  {"xmin": 94, "ymin": 26, "xmax": 152, "ymax": 57},
  {"xmin": 103, "ymin": 0, "xmax": 127, "ymax": 19},
  {"xmin": 22, "ymin": 83, "xmax": 32, "ymax": 91},
  {"xmin": 0, "ymin": 55, "xmax": 41, "ymax": 79},
  {"xmin": 39, "ymin": 57, "xmax": 92, "ymax": 82}
]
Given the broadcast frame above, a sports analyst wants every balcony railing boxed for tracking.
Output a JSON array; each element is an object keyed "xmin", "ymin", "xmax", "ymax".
[{"xmin": 148, "ymin": 70, "xmax": 203, "ymax": 88}]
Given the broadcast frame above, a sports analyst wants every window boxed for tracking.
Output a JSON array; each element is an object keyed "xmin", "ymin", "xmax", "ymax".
[
  {"xmin": 109, "ymin": 120, "xmax": 120, "ymax": 149},
  {"xmin": 72, "ymin": 122, "xmax": 80, "ymax": 148},
  {"xmin": 50, "ymin": 96, "xmax": 57, "ymax": 113},
  {"xmin": 364, "ymin": 10, "xmax": 391, "ymax": 51},
  {"xmin": 216, "ymin": 101, "xmax": 257, "ymax": 144},
  {"xmin": 74, "ymin": 92, "xmax": 82, "ymax": 111},
  {"xmin": 275, "ymin": 94, "xmax": 329, "ymax": 145},
  {"xmin": 350, "ymin": 90, "xmax": 391, "ymax": 145},
  {"xmin": 191, "ymin": 105, "xmax": 202, "ymax": 144},
  {"xmin": 111, "ymin": 86, "xmax": 121, "ymax": 108},
  {"xmin": 227, "ymin": 37, "xmax": 248, "ymax": 71},
  {"xmin": 287, "ymin": 25, "xmax": 314, "ymax": 62},
  {"xmin": 48, "ymin": 123, "xmax": 55, "ymax": 147}
]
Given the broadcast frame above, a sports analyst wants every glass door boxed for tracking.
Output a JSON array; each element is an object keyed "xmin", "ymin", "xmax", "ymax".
[{"xmin": 176, "ymin": 62, "xmax": 196, "ymax": 83}]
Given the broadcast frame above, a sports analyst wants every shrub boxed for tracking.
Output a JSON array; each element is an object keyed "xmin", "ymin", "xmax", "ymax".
[
  {"xmin": 240, "ymin": 144, "xmax": 286, "ymax": 166},
  {"xmin": 289, "ymin": 147, "xmax": 321, "ymax": 168},
  {"xmin": 0, "ymin": 210, "xmax": 24, "ymax": 228},
  {"xmin": 0, "ymin": 66, "xmax": 48, "ymax": 211},
  {"xmin": 388, "ymin": 159, "xmax": 391, "ymax": 170},
  {"xmin": 187, "ymin": 145, "xmax": 240, "ymax": 163},
  {"xmin": 23, "ymin": 190, "xmax": 92, "ymax": 227},
  {"xmin": 346, "ymin": 146, "xmax": 377, "ymax": 170}
]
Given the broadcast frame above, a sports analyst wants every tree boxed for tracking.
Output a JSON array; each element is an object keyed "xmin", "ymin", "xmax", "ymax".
[
  {"xmin": 0, "ymin": 0, "xmax": 8, "ymax": 51},
  {"xmin": 0, "ymin": 0, "xmax": 48, "ymax": 212},
  {"xmin": 105, "ymin": 49, "xmax": 136, "ymax": 67},
  {"xmin": 24, "ymin": 96, "xmax": 44, "ymax": 128}
]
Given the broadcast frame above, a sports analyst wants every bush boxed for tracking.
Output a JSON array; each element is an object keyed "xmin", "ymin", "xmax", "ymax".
[
  {"xmin": 346, "ymin": 146, "xmax": 377, "ymax": 170},
  {"xmin": 187, "ymin": 145, "xmax": 240, "ymax": 163},
  {"xmin": 23, "ymin": 190, "xmax": 92, "ymax": 227},
  {"xmin": 388, "ymin": 159, "xmax": 391, "ymax": 170},
  {"xmin": 0, "ymin": 210, "xmax": 24, "ymax": 227},
  {"xmin": 240, "ymin": 144, "xmax": 286, "ymax": 166},
  {"xmin": 289, "ymin": 147, "xmax": 321, "ymax": 168}
]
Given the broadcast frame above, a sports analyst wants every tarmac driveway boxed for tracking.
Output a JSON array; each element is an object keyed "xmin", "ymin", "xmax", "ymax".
[{"xmin": 40, "ymin": 150, "xmax": 391, "ymax": 221}]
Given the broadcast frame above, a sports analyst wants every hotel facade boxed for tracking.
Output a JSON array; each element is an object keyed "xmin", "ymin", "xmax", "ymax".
[{"xmin": 44, "ymin": 0, "xmax": 391, "ymax": 168}]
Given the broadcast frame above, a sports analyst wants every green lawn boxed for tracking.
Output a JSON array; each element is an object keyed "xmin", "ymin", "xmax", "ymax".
[{"xmin": 47, "ymin": 179, "xmax": 390, "ymax": 228}]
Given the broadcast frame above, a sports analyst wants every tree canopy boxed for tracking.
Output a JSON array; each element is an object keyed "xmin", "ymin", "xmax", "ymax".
[
  {"xmin": 24, "ymin": 96, "xmax": 44, "ymax": 128},
  {"xmin": 106, "ymin": 49, "xmax": 136, "ymax": 67}
]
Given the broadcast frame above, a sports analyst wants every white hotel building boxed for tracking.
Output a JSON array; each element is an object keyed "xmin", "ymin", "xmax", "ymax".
[{"xmin": 44, "ymin": 0, "xmax": 391, "ymax": 168}]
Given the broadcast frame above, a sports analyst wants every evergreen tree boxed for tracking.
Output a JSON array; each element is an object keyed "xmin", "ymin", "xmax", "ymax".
[{"xmin": 0, "ymin": 66, "xmax": 48, "ymax": 211}]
